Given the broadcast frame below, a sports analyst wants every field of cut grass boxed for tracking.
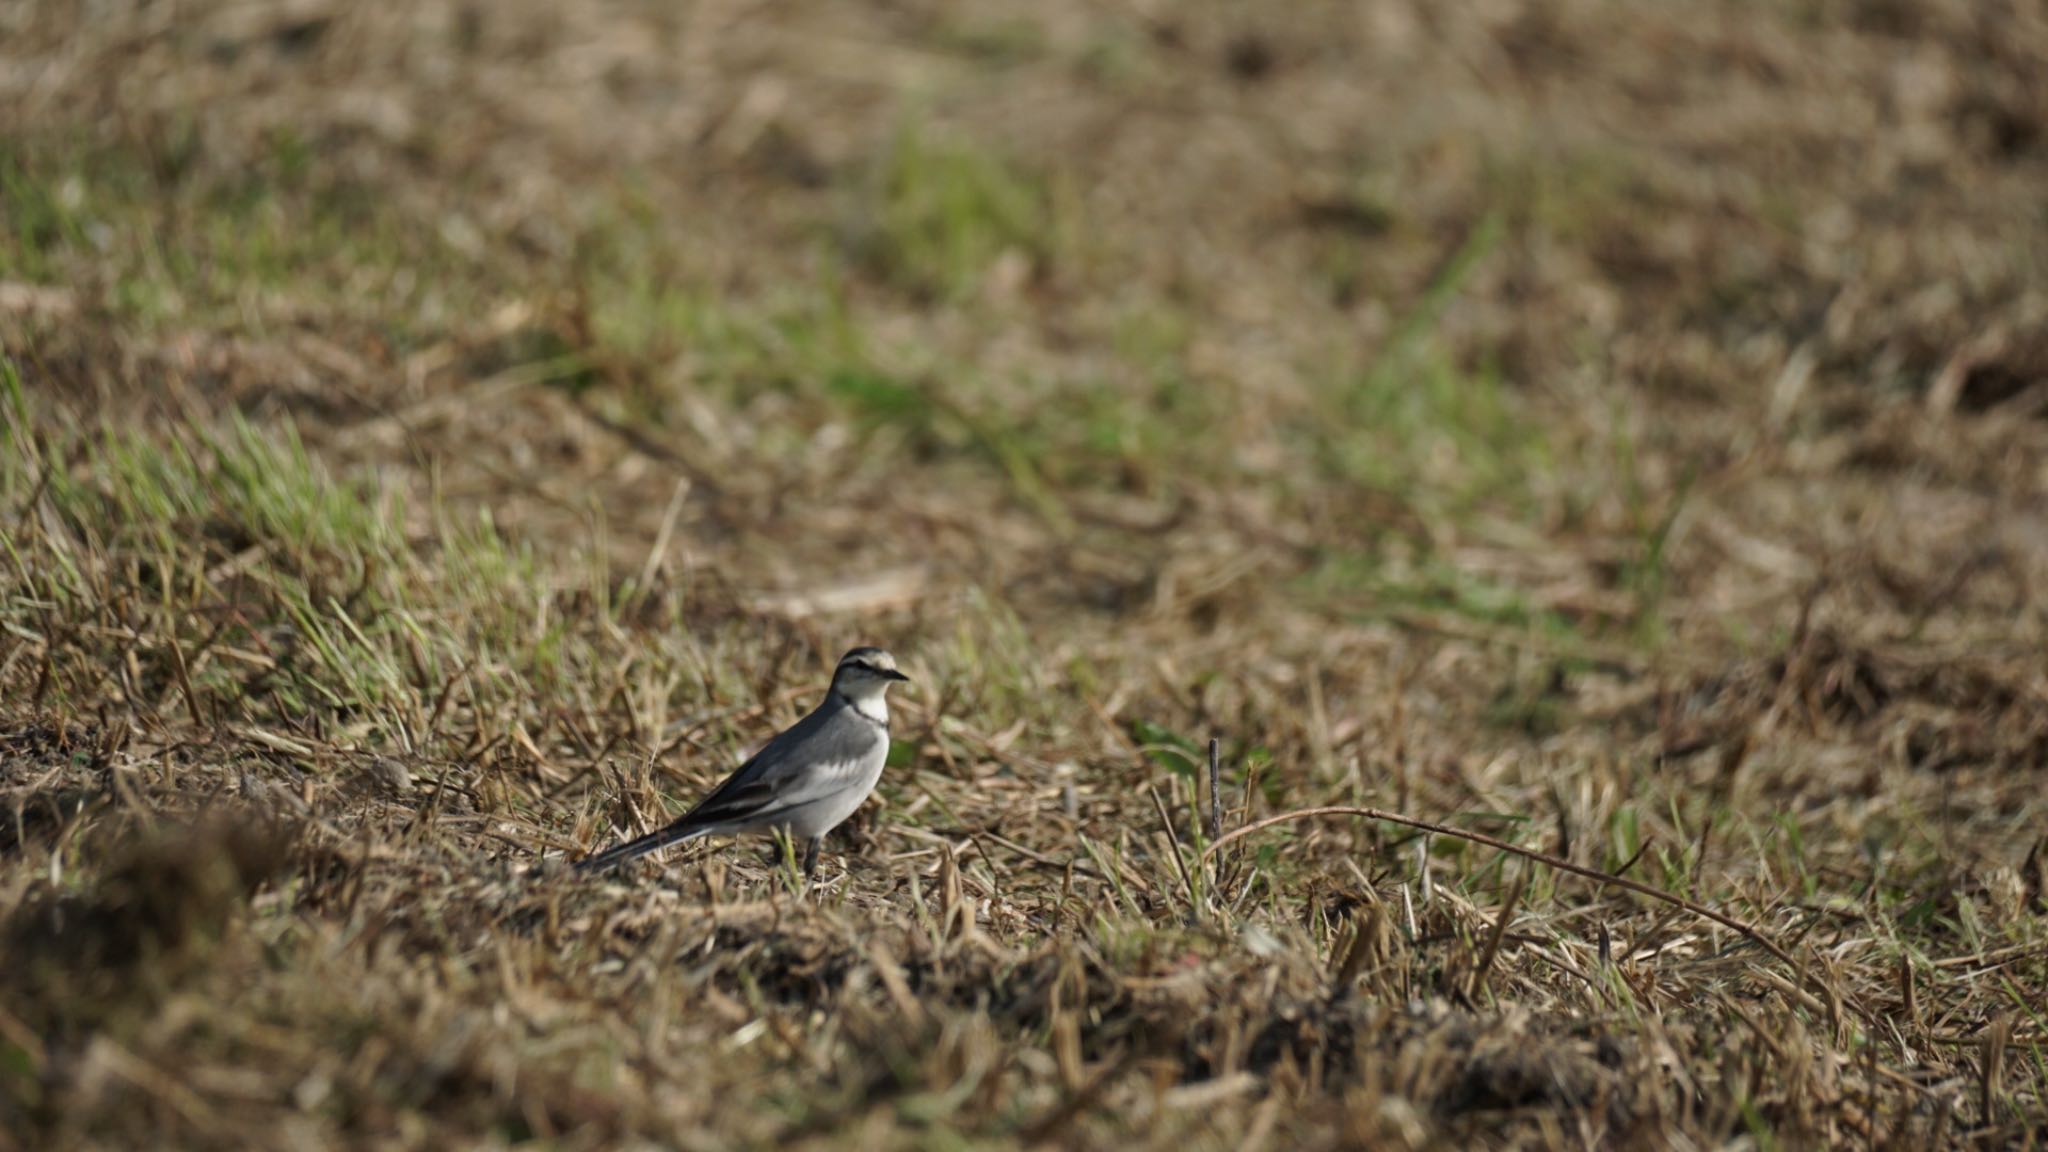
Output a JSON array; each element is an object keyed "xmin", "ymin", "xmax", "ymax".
[{"xmin": 3, "ymin": 2, "xmax": 2046, "ymax": 1148}]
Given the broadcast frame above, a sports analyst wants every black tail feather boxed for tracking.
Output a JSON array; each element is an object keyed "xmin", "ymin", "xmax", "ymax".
[{"xmin": 574, "ymin": 820, "xmax": 706, "ymax": 873}]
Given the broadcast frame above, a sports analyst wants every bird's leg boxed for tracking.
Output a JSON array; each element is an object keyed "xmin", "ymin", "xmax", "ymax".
[{"xmin": 802, "ymin": 836, "xmax": 821, "ymax": 882}]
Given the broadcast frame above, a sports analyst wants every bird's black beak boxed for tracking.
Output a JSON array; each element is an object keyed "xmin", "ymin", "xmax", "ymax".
[{"xmin": 883, "ymin": 669, "xmax": 911, "ymax": 683}]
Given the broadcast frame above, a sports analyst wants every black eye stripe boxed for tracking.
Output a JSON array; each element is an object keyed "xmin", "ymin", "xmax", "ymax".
[{"xmin": 837, "ymin": 649, "xmax": 900, "ymax": 677}]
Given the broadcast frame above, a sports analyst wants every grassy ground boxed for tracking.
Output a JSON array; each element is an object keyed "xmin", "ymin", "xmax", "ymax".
[{"xmin": 3, "ymin": 1, "xmax": 2047, "ymax": 1148}]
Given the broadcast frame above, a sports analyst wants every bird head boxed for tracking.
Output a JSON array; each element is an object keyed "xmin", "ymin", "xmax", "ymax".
[{"xmin": 833, "ymin": 646, "xmax": 910, "ymax": 699}]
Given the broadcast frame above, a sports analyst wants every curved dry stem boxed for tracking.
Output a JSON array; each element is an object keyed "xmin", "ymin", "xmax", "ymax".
[{"xmin": 1202, "ymin": 804, "xmax": 1810, "ymax": 982}]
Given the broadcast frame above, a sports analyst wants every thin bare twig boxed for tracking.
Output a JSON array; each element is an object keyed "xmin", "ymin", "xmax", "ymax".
[
  {"xmin": 1206, "ymin": 737, "xmax": 1222, "ymax": 847},
  {"xmin": 1470, "ymin": 864, "xmax": 1527, "ymax": 1002},
  {"xmin": 1201, "ymin": 804, "xmax": 1810, "ymax": 984},
  {"xmin": 165, "ymin": 628, "xmax": 206, "ymax": 730},
  {"xmin": 632, "ymin": 474, "xmax": 691, "ymax": 604},
  {"xmin": 1148, "ymin": 784, "xmax": 1201, "ymax": 921}
]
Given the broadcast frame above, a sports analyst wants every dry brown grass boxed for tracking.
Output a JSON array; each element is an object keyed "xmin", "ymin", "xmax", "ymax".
[{"xmin": 3, "ymin": 1, "xmax": 2047, "ymax": 1148}]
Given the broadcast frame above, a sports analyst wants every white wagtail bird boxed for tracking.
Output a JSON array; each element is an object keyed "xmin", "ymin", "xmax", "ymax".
[{"xmin": 576, "ymin": 647, "xmax": 910, "ymax": 881}]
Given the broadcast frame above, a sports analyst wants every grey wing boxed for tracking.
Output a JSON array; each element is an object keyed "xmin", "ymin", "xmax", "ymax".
[
  {"xmin": 576, "ymin": 700, "xmax": 884, "ymax": 870},
  {"xmin": 681, "ymin": 702, "xmax": 881, "ymax": 827}
]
